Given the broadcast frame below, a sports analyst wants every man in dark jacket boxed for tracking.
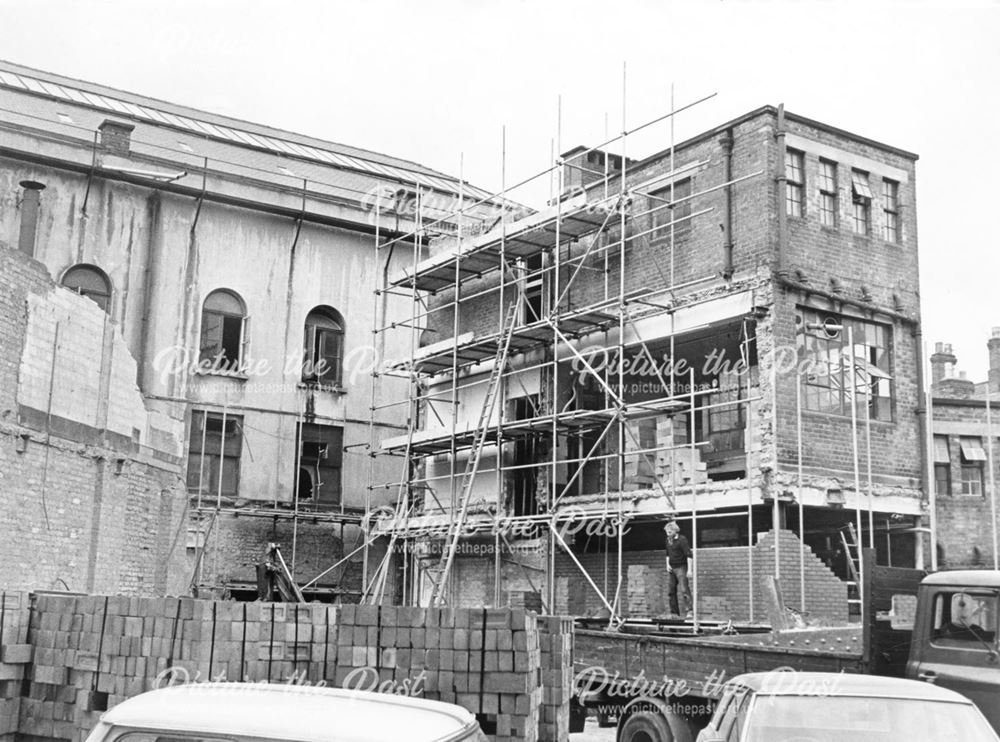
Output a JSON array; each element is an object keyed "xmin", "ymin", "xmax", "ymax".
[{"xmin": 665, "ymin": 520, "xmax": 692, "ymax": 618}]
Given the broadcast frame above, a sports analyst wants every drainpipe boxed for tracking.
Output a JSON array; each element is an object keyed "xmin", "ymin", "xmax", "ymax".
[
  {"xmin": 720, "ymin": 128, "xmax": 735, "ymax": 282},
  {"xmin": 914, "ymin": 324, "xmax": 933, "ymax": 568},
  {"xmin": 774, "ymin": 104, "xmax": 789, "ymax": 279}
]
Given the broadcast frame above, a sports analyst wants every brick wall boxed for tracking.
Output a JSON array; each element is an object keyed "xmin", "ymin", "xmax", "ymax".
[
  {"xmin": 0, "ymin": 243, "xmax": 187, "ymax": 596},
  {"xmin": 931, "ymin": 398, "xmax": 1000, "ymax": 568},
  {"xmin": 554, "ymin": 529, "xmax": 847, "ymax": 625}
]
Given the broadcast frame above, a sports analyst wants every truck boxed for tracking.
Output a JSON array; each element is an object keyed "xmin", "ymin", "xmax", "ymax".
[{"xmin": 572, "ymin": 563, "xmax": 1000, "ymax": 742}]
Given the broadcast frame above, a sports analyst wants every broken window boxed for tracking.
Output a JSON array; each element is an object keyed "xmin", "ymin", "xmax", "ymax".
[
  {"xmin": 797, "ymin": 309, "xmax": 893, "ymax": 421},
  {"xmin": 302, "ymin": 307, "xmax": 344, "ymax": 387},
  {"xmin": 199, "ymin": 289, "xmax": 246, "ymax": 373},
  {"xmin": 62, "ymin": 264, "xmax": 111, "ymax": 312},
  {"xmin": 508, "ymin": 395, "xmax": 541, "ymax": 515},
  {"xmin": 818, "ymin": 159, "xmax": 838, "ymax": 227},
  {"xmin": 303, "ymin": 306, "xmax": 344, "ymax": 387},
  {"xmin": 883, "ymin": 178, "xmax": 900, "ymax": 242},
  {"xmin": 850, "ymin": 169, "xmax": 872, "ymax": 235},
  {"xmin": 186, "ymin": 410, "xmax": 243, "ymax": 498},
  {"xmin": 651, "ymin": 178, "xmax": 692, "ymax": 240},
  {"xmin": 934, "ymin": 435, "xmax": 952, "ymax": 495},
  {"xmin": 960, "ymin": 436, "xmax": 986, "ymax": 495},
  {"xmin": 295, "ymin": 423, "xmax": 343, "ymax": 507},
  {"xmin": 520, "ymin": 254, "xmax": 544, "ymax": 325},
  {"xmin": 785, "ymin": 149, "xmax": 805, "ymax": 217}
]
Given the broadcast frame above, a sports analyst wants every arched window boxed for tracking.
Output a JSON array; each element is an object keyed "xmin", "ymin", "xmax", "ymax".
[
  {"xmin": 303, "ymin": 306, "xmax": 343, "ymax": 387},
  {"xmin": 200, "ymin": 289, "xmax": 246, "ymax": 373},
  {"xmin": 62, "ymin": 264, "xmax": 111, "ymax": 312}
]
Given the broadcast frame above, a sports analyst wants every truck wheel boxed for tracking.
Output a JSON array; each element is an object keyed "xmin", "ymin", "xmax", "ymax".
[{"xmin": 619, "ymin": 710, "xmax": 673, "ymax": 742}]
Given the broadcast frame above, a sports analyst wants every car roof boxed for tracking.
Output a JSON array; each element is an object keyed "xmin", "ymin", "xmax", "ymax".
[
  {"xmin": 729, "ymin": 672, "xmax": 973, "ymax": 703},
  {"xmin": 100, "ymin": 683, "xmax": 477, "ymax": 742},
  {"xmin": 921, "ymin": 570, "xmax": 1000, "ymax": 588}
]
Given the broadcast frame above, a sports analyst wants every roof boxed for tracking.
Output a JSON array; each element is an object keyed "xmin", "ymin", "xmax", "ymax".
[
  {"xmin": 922, "ymin": 570, "xmax": 1000, "ymax": 588},
  {"xmin": 730, "ymin": 672, "xmax": 972, "ymax": 703},
  {"xmin": 100, "ymin": 683, "xmax": 478, "ymax": 742},
  {"xmin": 0, "ymin": 59, "xmax": 502, "ymax": 225},
  {"xmin": 633, "ymin": 104, "xmax": 919, "ymax": 174}
]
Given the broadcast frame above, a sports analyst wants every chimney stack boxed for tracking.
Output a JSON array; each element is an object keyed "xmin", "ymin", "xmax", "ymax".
[
  {"xmin": 989, "ymin": 327, "xmax": 1000, "ymax": 394},
  {"xmin": 930, "ymin": 342, "xmax": 957, "ymax": 386},
  {"xmin": 98, "ymin": 119, "xmax": 135, "ymax": 156}
]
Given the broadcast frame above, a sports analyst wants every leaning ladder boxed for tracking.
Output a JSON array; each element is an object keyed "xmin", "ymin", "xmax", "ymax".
[
  {"xmin": 840, "ymin": 523, "xmax": 862, "ymax": 612},
  {"xmin": 429, "ymin": 302, "xmax": 520, "ymax": 606}
]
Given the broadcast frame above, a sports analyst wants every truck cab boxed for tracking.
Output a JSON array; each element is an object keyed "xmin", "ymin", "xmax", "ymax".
[{"xmin": 907, "ymin": 570, "xmax": 1000, "ymax": 732}]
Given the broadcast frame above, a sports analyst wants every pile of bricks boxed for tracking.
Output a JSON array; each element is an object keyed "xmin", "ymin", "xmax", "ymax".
[
  {"xmin": 0, "ymin": 593, "xmax": 29, "ymax": 742},
  {"xmin": 537, "ymin": 616, "xmax": 574, "ymax": 742},
  {"xmin": 5, "ymin": 593, "xmax": 574, "ymax": 742},
  {"xmin": 626, "ymin": 564, "xmax": 665, "ymax": 617},
  {"xmin": 334, "ymin": 606, "xmax": 542, "ymax": 742},
  {"xmin": 655, "ymin": 414, "xmax": 707, "ymax": 486}
]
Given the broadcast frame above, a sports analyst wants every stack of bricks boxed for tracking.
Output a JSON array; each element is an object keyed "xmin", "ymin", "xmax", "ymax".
[
  {"xmin": 18, "ymin": 594, "xmax": 339, "ymax": 742},
  {"xmin": 626, "ymin": 564, "xmax": 665, "ymax": 618},
  {"xmin": 0, "ymin": 593, "xmax": 29, "ymax": 742},
  {"xmin": 655, "ymin": 414, "xmax": 707, "ymax": 487},
  {"xmin": 5, "ymin": 594, "xmax": 566, "ymax": 742},
  {"xmin": 536, "ymin": 616, "xmax": 573, "ymax": 742},
  {"xmin": 333, "ymin": 605, "xmax": 542, "ymax": 742},
  {"xmin": 624, "ymin": 419, "xmax": 657, "ymax": 489}
]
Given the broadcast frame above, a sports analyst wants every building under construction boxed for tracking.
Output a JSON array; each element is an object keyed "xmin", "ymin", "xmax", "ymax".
[{"xmin": 363, "ymin": 102, "xmax": 925, "ymax": 625}]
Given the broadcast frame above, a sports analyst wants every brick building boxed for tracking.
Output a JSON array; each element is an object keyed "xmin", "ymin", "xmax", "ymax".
[
  {"xmin": 374, "ymin": 104, "xmax": 924, "ymax": 622},
  {"xmin": 929, "ymin": 331, "xmax": 1000, "ymax": 569},
  {"xmin": 0, "ymin": 61, "xmax": 500, "ymax": 597}
]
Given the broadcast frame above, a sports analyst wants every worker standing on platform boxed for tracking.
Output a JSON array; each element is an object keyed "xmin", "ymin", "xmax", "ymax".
[{"xmin": 665, "ymin": 520, "xmax": 693, "ymax": 618}]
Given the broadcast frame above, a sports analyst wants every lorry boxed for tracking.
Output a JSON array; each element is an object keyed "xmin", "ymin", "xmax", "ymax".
[{"xmin": 572, "ymin": 562, "xmax": 1000, "ymax": 742}]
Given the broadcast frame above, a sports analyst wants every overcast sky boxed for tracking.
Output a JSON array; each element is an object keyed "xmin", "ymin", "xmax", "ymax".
[{"xmin": 1, "ymin": 0, "xmax": 997, "ymax": 378}]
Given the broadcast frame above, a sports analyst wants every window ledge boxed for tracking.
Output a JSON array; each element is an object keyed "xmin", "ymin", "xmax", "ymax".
[
  {"xmin": 800, "ymin": 409, "xmax": 895, "ymax": 426},
  {"xmin": 298, "ymin": 381, "xmax": 347, "ymax": 394},
  {"xmin": 193, "ymin": 368, "xmax": 249, "ymax": 381}
]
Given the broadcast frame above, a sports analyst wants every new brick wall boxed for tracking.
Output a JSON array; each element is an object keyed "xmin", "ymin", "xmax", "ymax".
[{"xmin": 554, "ymin": 529, "xmax": 847, "ymax": 625}]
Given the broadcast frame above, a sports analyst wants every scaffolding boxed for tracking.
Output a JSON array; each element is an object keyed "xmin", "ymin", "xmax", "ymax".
[{"xmin": 353, "ymin": 90, "xmax": 801, "ymax": 630}]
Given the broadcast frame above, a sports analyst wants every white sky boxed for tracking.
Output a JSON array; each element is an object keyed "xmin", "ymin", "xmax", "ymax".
[{"xmin": 1, "ymin": 0, "xmax": 997, "ymax": 378}]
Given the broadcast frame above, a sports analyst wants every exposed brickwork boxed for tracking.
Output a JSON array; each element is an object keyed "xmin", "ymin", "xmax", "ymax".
[
  {"xmin": 555, "ymin": 529, "xmax": 846, "ymax": 625},
  {"xmin": 0, "ymin": 244, "xmax": 187, "ymax": 596}
]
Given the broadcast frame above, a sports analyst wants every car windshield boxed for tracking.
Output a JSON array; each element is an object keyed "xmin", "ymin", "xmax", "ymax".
[{"xmin": 744, "ymin": 695, "xmax": 998, "ymax": 742}]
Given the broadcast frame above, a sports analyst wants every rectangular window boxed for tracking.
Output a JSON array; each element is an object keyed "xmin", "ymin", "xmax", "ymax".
[
  {"xmin": 652, "ymin": 178, "xmax": 692, "ymax": 240},
  {"xmin": 850, "ymin": 169, "xmax": 872, "ymax": 235},
  {"xmin": 818, "ymin": 159, "xmax": 838, "ymax": 227},
  {"xmin": 934, "ymin": 435, "xmax": 951, "ymax": 495},
  {"xmin": 883, "ymin": 178, "xmax": 900, "ymax": 242},
  {"xmin": 960, "ymin": 436, "xmax": 986, "ymax": 495},
  {"xmin": 186, "ymin": 410, "xmax": 243, "ymax": 497},
  {"xmin": 295, "ymin": 423, "xmax": 343, "ymax": 507},
  {"xmin": 797, "ymin": 310, "xmax": 893, "ymax": 421},
  {"xmin": 931, "ymin": 591, "xmax": 997, "ymax": 648},
  {"xmin": 785, "ymin": 149, "xmax": 804, "ymax": 217},
  {"xmin": 521, "ymin": 253, "xmax": 544, "ymax": 325}
]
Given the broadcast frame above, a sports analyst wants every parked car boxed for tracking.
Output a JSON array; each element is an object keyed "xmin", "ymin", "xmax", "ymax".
[
  {"xmin": 83, "ymin": 682, "xmax": 487, "ymax": 742},
  {"xmin": 695, "ymin": 671, "xmax": 999, "ymax": 742}
]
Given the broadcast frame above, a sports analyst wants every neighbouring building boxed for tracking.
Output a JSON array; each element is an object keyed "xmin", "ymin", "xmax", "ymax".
[
  {"xmin": 0, "ymin": 60, "xmax": 502, "ymax": 597},
  {"xmin": 930, "ymin": 332, "xmax": 1000, "ymax": 569},
  {"xmin": 374, "ymin": 104, "xmax": 923, "ymax": 623}
]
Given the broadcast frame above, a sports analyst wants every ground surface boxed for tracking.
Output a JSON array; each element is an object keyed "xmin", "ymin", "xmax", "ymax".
[{"xmin": 572, "ymin": 717, "xmax": 616, "ymax": 742}]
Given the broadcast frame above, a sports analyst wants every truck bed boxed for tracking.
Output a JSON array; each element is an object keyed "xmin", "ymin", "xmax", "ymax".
[{"xmin": 574, "ymin": 627, "xmax": 866, "ymax": 701}]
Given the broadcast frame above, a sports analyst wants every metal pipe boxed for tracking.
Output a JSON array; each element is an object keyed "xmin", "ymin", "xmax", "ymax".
[
  {"xmin": 774, "ymin": 104, "xmax": 788, "ymax": 278},
  {"xmin": 987, "ymin": 383, "xmax": 998, "ymax": 569},
  {"xmin": 720, "ymin": 128, "xmax": 735, "ymax": 281}
]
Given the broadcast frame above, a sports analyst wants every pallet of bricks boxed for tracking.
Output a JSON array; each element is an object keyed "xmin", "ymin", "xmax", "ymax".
[
  {"xmin": 18, "ymin": 594, "xmax": 570, "ymax": 742},
  {"xmin": 536, "ymin": 616, "xmax": 573, "ymax": 742},
  {"xmin": 21, "ymin": 594, "xmax": 337, "ymax": 742},
  {"xmin": 334, "ymin": 605, "xmax": 544, "ymax": 742},
  {"xmin": 0, "ymin": 592, "xmax": 30, "ymax": 742}
]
